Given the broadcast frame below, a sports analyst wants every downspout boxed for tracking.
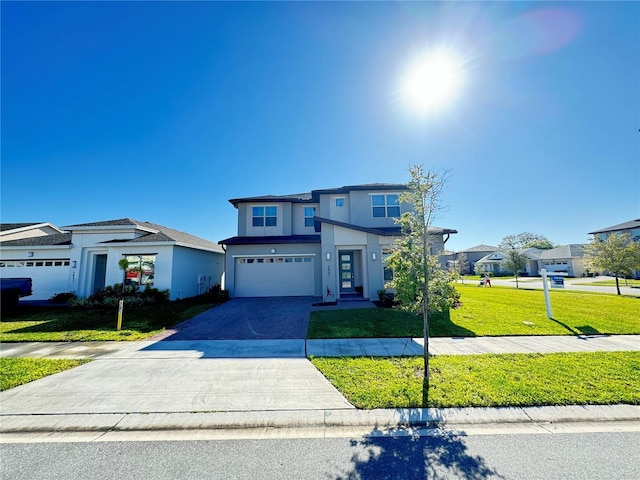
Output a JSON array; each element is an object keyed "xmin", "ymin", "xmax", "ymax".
[{"xmin": 220, "ymin": 244, "xmax": 227, "ymax": 291}]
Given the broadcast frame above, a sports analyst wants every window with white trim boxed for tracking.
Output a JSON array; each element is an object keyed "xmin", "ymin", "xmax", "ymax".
[
  {"xmin": 124, "ymin": 255, "xmax": 156, "ymax": 286},
  {"xmin": 252, "ymin": 206, "xmax": 277, "ymax": 227},
  {"xmin": 372, "ymin": 194, "xmax": 400, "ymax": 218}
]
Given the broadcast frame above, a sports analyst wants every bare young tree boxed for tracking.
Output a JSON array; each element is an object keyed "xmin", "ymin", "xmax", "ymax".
[{"xmin": 385, "ymin": 165, "xmax": 459, "ymax": 403}]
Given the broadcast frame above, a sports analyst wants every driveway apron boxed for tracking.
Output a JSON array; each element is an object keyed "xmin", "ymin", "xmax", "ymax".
[
  {"xmin": 156, "ymin": 297, "xmax": 314, "ymax": 340},
  {"xmin": 0, "ymin": 297, "xmax": 354, "ymax": 415}
]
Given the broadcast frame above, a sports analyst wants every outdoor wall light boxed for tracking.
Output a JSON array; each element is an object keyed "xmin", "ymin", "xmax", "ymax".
[
  {"xmin": 270, "ymin": 248, "xmax": 276, "ymax": 254},
  {"xmin": 372, "ymin": 252, "xmax": 377, "ymax": 261},
  {"xmin": 71, "ymin": 261, "xmax": 77, "ymax": 268},
  {"xmin": 326, "ymin": 252, "xmax": 331, "ymax": 261}
]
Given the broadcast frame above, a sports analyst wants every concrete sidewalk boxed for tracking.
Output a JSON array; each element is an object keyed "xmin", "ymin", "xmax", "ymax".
[
  {"xmin": 2, "ymin": 336, "xmax": 639, "ymax": 438},
  {"xmin": 3, "ymin": 334, "xmax": 639, "ymax": 359}
]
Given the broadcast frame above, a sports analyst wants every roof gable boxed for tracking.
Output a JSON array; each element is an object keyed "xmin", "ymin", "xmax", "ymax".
[
  {"xmin": 588, "ymin": 219, "xmax": 640, "ymax": 235},
  {"xmin": 66, "ymin": 218, "xmax": 223, "ymax": 253},
  {"xmin": 0, "ymin": 233, "xmax": 72, "ymax": 247},
  {"xmin": 540, "ymin": 244, "xmax": 585, "ymax": 260},
  {"xmin": 0, "ymin": 222, "xmax": 65, "ymax": 236},
  {"xmin": 459, "ymin": 244, "xmax": 499, "ymax": 253}
]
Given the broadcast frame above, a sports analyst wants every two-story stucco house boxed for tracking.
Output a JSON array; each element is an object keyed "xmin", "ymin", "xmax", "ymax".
[
  {"xmin": 219, "ymin": 184, "xmax": 457, "ymax": 301},
  {"xmin": 588, "ymin": 218, "xmax": 640, "ymax": 279}
]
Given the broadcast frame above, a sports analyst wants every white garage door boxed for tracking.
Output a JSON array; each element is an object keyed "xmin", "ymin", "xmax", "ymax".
[
  {"xmin": 235, "ymin": 256, "xmax": 314, "ymax": 297},
  {"xmin": 0, "ymin": 259, "xmax": 70, "ymax": 301}
]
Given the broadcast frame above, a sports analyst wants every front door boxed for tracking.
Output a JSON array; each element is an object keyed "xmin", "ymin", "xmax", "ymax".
[
  {"xmin": 93, "ymin": 254, "xmax": 107, "ymax": 293},
  {"xmin": 339, "ymin": 251, "xmax": 355, "ymax": 293}
]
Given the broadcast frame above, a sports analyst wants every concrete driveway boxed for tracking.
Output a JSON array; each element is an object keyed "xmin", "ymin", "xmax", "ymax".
[
  {"xmin": 0, "ymin": 297, "xmax": 354, "ymax": 415},
  {"xmin": 155, "ymin": 297, "xmax": 315, "ymax": 341}
]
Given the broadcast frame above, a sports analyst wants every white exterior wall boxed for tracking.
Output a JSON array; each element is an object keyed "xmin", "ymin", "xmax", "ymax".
[
  {"xmin": 170, "ymin": 246, "xmax": 224, "ymax": 300},
  {"xmin": 71, "ymin": 243, "xmax": 175, "ymax": 298}
]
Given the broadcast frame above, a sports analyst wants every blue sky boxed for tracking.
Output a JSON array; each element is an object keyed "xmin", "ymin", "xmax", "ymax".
[{"xmin": 2, "ymin": 1, "xmax": 638, "ymax": 252}]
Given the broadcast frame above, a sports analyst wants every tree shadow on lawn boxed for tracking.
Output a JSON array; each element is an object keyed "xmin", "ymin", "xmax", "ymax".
[
  {"xmin": 429, "ymin": 309, "xmax": 476, "ymax": 338},
  {"xmin": 333, "ymin": 408, "xmax": 505, "ymax": 480}
]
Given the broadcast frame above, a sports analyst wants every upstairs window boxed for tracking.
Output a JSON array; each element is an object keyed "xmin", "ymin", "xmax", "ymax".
[
  {"xmin": 372, "ymin": 194, "xmax": 400, "ymax": 218},
  {"xmin": 335, "ymin": 198, "xmax": 345, "ymax": 207},
  {"xmin": 252, "ymin": 206, "xmax": 277, "ymax": 227},
  {"xmin": 304, "ymin": 207, "xmax": 316, "ymax": 227}
]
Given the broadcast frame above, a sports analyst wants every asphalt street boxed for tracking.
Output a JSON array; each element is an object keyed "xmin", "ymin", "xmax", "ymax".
[{"xmin": 3, "ymin": 431, "xmax": 639, "ymax": 480}]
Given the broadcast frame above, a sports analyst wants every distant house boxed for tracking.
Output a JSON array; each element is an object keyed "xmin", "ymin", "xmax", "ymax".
[
  {"xmin": 219, "ymin": 184, "xmax": 457, "ymax": 300},
  {"xmin": 588, "ymin": 218, "xmax": 640, "ymax": 279},
  {"xmin": 475, "ymin": 248, "xmax": 542, "ymax": 276},
  {"xmin": 455, "ymin": 245, "xmax": 499, "ymax": 274},
  {"xmin": 588, "ymin": 219, "xmax": 640, "ymax": 242},
  {"xmin": 539, "ymin": 244, "xmax": 586, "ymax": 277},
  {"xmin": 0, "ymin": 219, "xmax": 224, "ymax": 301}
]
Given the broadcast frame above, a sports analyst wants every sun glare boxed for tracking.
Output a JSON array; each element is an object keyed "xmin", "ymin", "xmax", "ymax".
[{"xmin": 401, "ymin": 48, "xmax": 465, "ymax": 115}]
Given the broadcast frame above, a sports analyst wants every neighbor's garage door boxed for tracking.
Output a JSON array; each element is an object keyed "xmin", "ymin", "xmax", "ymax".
[
  {"xmin": 234, "ymin": 256, "xmax": 314, "ymax": 297},
  {"xmin": 0, "ymin": 259, "xmax": 70, "ymax": 301}
]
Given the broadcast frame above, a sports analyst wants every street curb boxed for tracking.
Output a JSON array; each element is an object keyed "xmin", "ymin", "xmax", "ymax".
[{"xmin": 2, "ymin": 405, "xmax": 639, "ymax": 434}]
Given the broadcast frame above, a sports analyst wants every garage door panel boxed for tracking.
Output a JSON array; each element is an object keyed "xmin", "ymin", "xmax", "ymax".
[
  {"xmin": 235, "ymin": 257, "xmax": 314, "ymax": 297},
  {"xmin": 0, "ymin": 265, "xmax": 70, "ymax": 301}
]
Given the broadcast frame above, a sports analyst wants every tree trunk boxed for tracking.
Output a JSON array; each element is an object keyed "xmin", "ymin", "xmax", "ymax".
[
  {"xmin": 423, "ymin": 298, "xmax": 429, "ymax": 406},
  {"xmin": 515, "ymin": 274, "xmax": 519, "ymax": 288},
  {"xmin": 615, "ymin": 275, "xmax": 621, "ymax": 295},
  {"xmin": 422, "ymin": 220, "xmax": 430, "ymax": 406}
]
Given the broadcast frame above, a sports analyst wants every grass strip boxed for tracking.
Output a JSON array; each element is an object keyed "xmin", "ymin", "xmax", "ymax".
[
  {"xmin": 311, "ymin": 351, "xmax": 640, "ymax": 409},
  {"xmin": 0, "ymin": 301, "xmax": 216, "ymax": 342},
  {"xmin": 308, "ymin": 285, "xmax": 640, "ymax": 338},
  {"xmin": 1, "ymin": 358, "xmax": 90, "ymax": 391}
]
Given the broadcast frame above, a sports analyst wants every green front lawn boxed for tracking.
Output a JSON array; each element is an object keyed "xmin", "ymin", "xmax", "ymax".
[
  {"xmin": 0, "ymin": 358, "xmax": 90, "ymax": 391},
  {"xmin": 311, "ymin": 351, "xmax": 640, "ymax": 409},
  {"xmin": 308, "ymin": 285, "xmax": 640, "ymax": 338},
  {"xmin": 0, "ymin": 300, "xmax": 217, "ymax": 342}
]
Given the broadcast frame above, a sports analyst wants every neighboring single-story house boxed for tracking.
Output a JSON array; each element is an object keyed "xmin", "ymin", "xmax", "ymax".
[
  {"xmin": 539, "ymin": 244, "xmax": 586, "ymax": 277},
  {"xmin": 0, "ymin": 219, "xmax": 224, "ymax": 301},
  {"xmin": 219, "ymin": 184, "xmax": 457, "ymax": 301},
  {"xmin": 454, "ymin": 245, "xmax": 499, "ymax": 274},
  {"xmin": 474, "ymin": 248, "xmax": 542, "ymax": 276}
]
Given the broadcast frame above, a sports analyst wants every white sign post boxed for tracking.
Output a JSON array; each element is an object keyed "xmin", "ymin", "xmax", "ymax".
[{"xmin": 541, "ymin": 269, "xmax": 553, "ymax": 319}]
